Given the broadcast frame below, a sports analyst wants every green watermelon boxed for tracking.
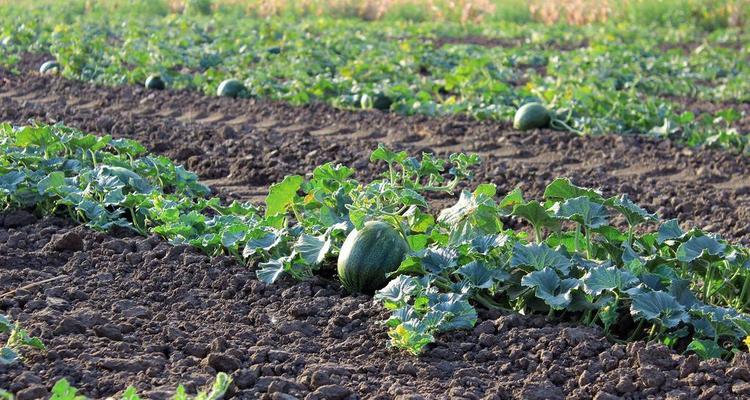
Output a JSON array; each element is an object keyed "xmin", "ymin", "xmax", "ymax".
[{"xmin": 337, "ymin": 221, "xmax": 409, "ymax": 294}]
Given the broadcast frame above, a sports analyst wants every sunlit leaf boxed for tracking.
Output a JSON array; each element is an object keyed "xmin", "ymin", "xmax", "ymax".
[
  {"xmin": 582, "ymin": 264, "xmax": 638, "ymax": 296},
  {"xmin": 552, "ymin": 196, "xmax": 609, "ymax": 228},
  {"xmin": 520, "ymin": 267, "xmax": 580, "ymax": 309},
  {"xmin": 511, "ymin": 242, "xmax": 572, "ymax": 274},
  {"xmin": 544, "ymin": 178, "xmax": 603, "ymax": 202},
  {"xmin": 631, "ymin": 291, "xmax": 689, "ymax": 328},
  {"xmin": 676, "ymin": 235, "xmax": 726, "ymax": 262}
]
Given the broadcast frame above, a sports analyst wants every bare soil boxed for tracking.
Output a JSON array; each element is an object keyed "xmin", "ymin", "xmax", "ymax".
[{"xmin": 1, "ymin": 57, "xmax": 750, "ymax": 399}]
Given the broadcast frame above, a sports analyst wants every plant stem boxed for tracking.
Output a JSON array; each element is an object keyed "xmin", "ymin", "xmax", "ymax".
[
  {"xmin": 626, "ymin": 320, "xmax": 645, "ymax": 341},
  {"xmin": 290, "ymin": 203, "xmax": 304, "ymax": 226},
  {"xmin": 627, "ymin": 225, "xmax": 634, "ymax": 245},
  {"xmin": 585, "ymin": 227, "xmax": 593, "ymax": 258},
  {"xmin": 704, "ymin": 261, "xmax": 714, "ymax": 301},
  {"xmin": 534, "ymin": 224, "xmax": 542, "ymax": 243},
  {"xmin": 474, "ymin": 293, "xmax": 512, "ymax": 312},
  {"xmin": 740, "ymin": 274, "xmax": 750, "ymax": 308}
]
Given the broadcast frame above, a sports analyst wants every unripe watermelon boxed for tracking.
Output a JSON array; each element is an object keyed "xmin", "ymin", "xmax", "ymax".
[
  {"xmin": 337, "ymin": 221, "xmax": 409, "ymax": 294},
  {"xmin": 145, "ymin": 75, "xmax": 166, "ymax": 90},
  {"xmin": 513, "ymin": 103, "xmax": 551, "ymax": 131},
  {"xmin": 39, "ymin": 61, "xmax": 60, "ymax": 75},
  {"xmin": 217, "ymin": 79, "xmax": 246, "ymax": 98}
]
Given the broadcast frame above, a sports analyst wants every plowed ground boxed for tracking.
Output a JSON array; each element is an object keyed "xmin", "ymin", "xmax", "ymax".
[{"xmin": 2, "ymin": 57, "xmax": 750, "ymax": 399}]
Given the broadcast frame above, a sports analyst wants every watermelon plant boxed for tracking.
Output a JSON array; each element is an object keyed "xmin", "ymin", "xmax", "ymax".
[
  {"xmin": 2, "ymin": 123, "xmax": 750, "ymax": 359},
  {"xmin": 0, "ymin": 2, "xmax": 747, "ymax": 151},
  {"xmin": 0, "ymin": 314, "xmax": 45, "ymax": 365},
  {"xmin": 45, "ymin": 373, "xmax": 230, "ymax": 400}
]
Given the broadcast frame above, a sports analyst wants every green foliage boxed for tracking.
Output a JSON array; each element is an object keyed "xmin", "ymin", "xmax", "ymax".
[
  {"xmin": 3, "ymin": 123, "xmax": 750, "ymax": 361},
  {"xmin": 0, "ymin": 314, "xmax": 45, "ymax": 365},
  {"xmin": 47, "ymin": 373, "xmax": 230, "ymax": 400},
  {"xmin": 0, "ymin": 3, "xmax": 747, "ymax": 151}
]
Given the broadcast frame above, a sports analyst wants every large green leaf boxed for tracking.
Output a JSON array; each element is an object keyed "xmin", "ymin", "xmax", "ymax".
[
  {"xmin": 438, "ymin": 190, "xmax": 500, "ymax": 243},
  {"xmin": 498, "ymin": 187, "xmax": 524, "ymax": 214},
  {"xmin": 512, "ymin": 200, "xmax": 560, "ymax": 231},
  {"xmin": 552, "ymin": 196, "xmax": 609, "ymax": 228},
  {"xmin": 676, "ymin": 235, "xmax": 726, "ymax": 262},
  {"xmin": 607, "ymin": 194, "xmax": 657, "ymax": 227},
  {"xmin": 370, "ymin": 144, "xmax": 408, "ymax": 164},
  {"xmin": 544, "ymin": 178, "xmax": 603, "ymax": 202},
  {"xmin": 511, "ymin": 242, "xmax": 572, "ymax": 274},
  {"xmin": 375, "ymin": 275, "xmax": 421, "ymax": 310},
  {"xmin": 293, "ymin": 233, "xmax": 331, "ymax": 265},
  {"xmin": 582, "ymin": 264, "xmax": 639, "ymax": 296},
  {"xmin": 657, "ymin": 219, "xmax": 684, "ymax": 244},
  {"xmin": 0, "ymin": 171, "xmax": 25, "ymax": 194},
  {"xmin": 420, "ymin": 247, "xmax": 458, "ymax": 274},
  {"xmin": 520, "ymin": 267, "xmax": 580, "ymax": 309},
  {"xmin": 256, "ymin": 258, "xmax": 288, "ymax": 284},
  {"xmin": 669, "ymin": 278, "xmax": 698, "ymax": 308},
  {"xmin": 242, "ymin": 230, "xmax": 283, "ymax": 257},
  {"xmin": 0, "ymin": 347, "xmax": 17, "ymax": 365},
  {"xmin": 430, "ymin": 293, "xmax": 477, "ymax": 331},
  {"xmin": 14, "ymin": 125, "xmax": 58, "ymax": 150},
  {"xmin": 456, "ymin": 260, "xmax": 509, "ymax": 289},
  {"xmin": 630, "ymin": 291, "xmax": 689, "ymax": 328},
  {"xmin": 265, "ymin": 175, "xmax": 304, "ymax": 218},
  {"xmin": 686, "ymin": 339, "xmax": 725, "ymax": 360},
  {"xmin": 469, "ymin": 234, "xmax": 510, "ymax": 254}
]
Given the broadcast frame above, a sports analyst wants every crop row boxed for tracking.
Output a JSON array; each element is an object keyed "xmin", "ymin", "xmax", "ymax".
[
  {"xmin": 1, "ymin": 123, "xmax": 750, "ymax": 361},
  {"xmin": 0, "ymin": 369, "xmax": 230, "ymax": 400},
  {"xmin": 0, "ymin": 3, "xmax": 747, "ymax": 151}
]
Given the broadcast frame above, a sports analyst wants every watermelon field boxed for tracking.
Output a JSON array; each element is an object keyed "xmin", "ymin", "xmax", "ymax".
[{"xmin": 1, "ymin": 0, "xmax": 750, "ymax": 399}]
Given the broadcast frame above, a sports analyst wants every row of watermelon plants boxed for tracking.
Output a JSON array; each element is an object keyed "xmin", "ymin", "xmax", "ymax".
[
  {"xmin": 0, "ymin": 4, "xmax": 747, "ymax": 151},
  {"xmin": 1, "ymin": 123, "xmax": 750, "ymax": 360},
  {"xmin": 1, "ymin": 315, "xmax": 230, "ymax": 399},
  {"xmin": 0, "ymin": 372, "xmax": 230, "ymax": 400}
]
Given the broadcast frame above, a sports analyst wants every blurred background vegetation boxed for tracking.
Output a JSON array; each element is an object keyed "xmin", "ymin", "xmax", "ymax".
[{"xmin": 2, "ymin": 0, "xmax": 748, "ymax": 29}]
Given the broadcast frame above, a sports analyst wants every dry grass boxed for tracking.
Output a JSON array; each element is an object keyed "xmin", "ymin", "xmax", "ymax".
[
  {"xmin": 2, "ymin": 0, "xmax": 747, "ymax": 27},
  {"xmin": 205, "ymin": 0, "xmax": 750, "ymax": 26}
]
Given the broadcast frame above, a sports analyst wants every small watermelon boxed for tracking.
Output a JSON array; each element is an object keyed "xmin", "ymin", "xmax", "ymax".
[
  {"xmin": 337, "ymin": 221, "xmax": 409, "ymax": 294},
  {"xmin": 513, "ymin": 103, "xmax": 551, "ymax": 131},
  {"xmin": 39, "ymin": 61, "xmax": 60, "ymax": 75},
  {"xmin": 217, "ymin": 79, "xmax": 246, "ymax": 98},
  {"xmin": 145, "ymin": 75, "xmax": 166, "ymax": 90}
]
